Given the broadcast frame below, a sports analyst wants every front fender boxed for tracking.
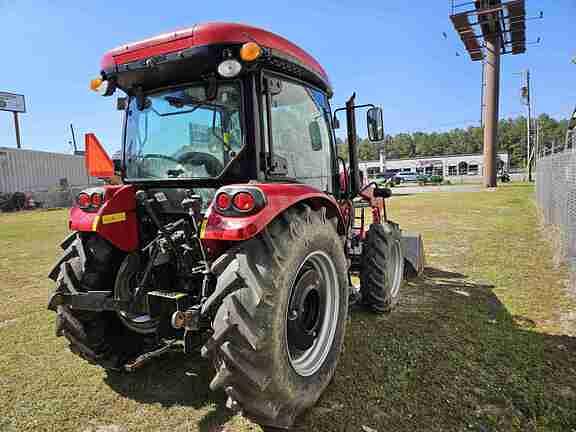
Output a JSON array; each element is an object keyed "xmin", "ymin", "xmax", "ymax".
[{"xmin": 201, "ymin": 183, "xmax": 345, "ymax": 242}]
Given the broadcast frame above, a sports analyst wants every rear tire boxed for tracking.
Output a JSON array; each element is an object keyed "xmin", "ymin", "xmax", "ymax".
[
  {"xmin": 360, "ymin": 222, "xmax": 404, "ymax": 313},
  {"xmin": 49, "ymin": 233, "xmax": 150, "ymax": 370},
  {"xmin": 201, "ymin": 204, "xmax": 348, "ymax": 429}
]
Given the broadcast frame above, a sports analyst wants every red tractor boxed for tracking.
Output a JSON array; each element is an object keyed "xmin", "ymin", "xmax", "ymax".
[{"xmin": 47, "ymin": 23, "xmax": 420, "ymax": 429}]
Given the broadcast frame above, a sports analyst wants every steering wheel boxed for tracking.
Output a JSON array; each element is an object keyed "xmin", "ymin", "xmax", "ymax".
[
  {"xmin": 177, "ymin": 152, "xmax": 224, "ymax": 177},
  {"xmin": 139, "ymin": 154, "xmax": 184, "ymax": 177}
]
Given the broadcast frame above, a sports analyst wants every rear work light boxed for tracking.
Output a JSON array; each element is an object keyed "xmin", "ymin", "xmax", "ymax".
[{"xmin": 217, "ymin": 59, "xmax": 242, "ymax": 78}]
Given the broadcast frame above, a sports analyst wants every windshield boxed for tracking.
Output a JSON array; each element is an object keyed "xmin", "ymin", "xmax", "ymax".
[{"xmin": 124, "ymin": 82, "xmax": 243, "ymax": 180}]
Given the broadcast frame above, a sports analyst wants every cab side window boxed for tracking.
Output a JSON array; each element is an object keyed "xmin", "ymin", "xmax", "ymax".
[{"xmin": 268, "ymin": 79, "xmax": 333, "ymax": 192}]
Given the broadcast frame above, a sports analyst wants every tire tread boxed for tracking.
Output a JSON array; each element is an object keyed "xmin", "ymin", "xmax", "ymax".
[{"xmin": 202, "ymin": 204, "xmax": 348, "ymax": 429}]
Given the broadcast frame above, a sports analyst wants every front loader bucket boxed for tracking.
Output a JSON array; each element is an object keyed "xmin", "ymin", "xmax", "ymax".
[{"xmin": 401, "ymin": 232, "xmax": 425, "ymax": 278}]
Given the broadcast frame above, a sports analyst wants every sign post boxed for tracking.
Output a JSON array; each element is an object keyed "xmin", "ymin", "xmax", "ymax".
[
  {"xmin": 13, "ymin": 112, "xmax": 21, "ymax": 149},
  {"xmin": 0, "ymin": 92, "xmax": 26, "ymax": 149}
]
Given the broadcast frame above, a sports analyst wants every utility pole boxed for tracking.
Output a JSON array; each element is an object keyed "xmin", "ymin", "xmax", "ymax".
[
  {"xmin": 480, "ymin": 60, "xmax": 486, "ymax": 128},
  {"xmin": 450, "ymin": 0, "xmax": 540, "ymax": 188},
  {"xmin": 533, "ymin": 112, "xmax": 540, "ymax": 163},
  {"xmin": 70, "ymin": 123, "xmax": 78, "ymax": 153},
  {"xmin": 482, "ymin": 34, "xmax": 500, "ymax": 188},
  {"xmin": 521, "ymin": 69, "xmax": 533, "ymax": 181}
]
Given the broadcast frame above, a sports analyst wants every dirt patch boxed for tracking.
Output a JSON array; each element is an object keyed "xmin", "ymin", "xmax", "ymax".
[
  {"xmin": 0, "ymin": 318, "xmax": 17, "ymax": 329},
  {"xmin": 83, "ymin": 425, "xmax": 127, "ymax": 432}
]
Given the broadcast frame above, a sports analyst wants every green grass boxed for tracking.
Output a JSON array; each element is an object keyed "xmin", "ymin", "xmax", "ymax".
[{"xmin": 1, "ymin": 184, "xmax": 574, "ymax": 432}]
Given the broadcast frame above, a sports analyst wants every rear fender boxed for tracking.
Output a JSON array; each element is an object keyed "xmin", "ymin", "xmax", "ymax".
[
  {"xmin": 201, "ymin": 183, "xmax": 345, "ymax": 242},
  {"xmin": 69, "ymin": 184, "xmax": 138, "ymax": 252}
]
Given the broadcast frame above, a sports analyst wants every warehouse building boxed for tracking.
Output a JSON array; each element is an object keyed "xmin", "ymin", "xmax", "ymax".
[
  {"xmin": 0, "ymin": 147, "xmax": 95, "ymax": 193},
  {"xmin": 0, "ymin": 147, "xmax": 98, "ymax": 208},
  {"xmin": 359, "ymin": 151, "xmax": 510, "ymax": 179}
]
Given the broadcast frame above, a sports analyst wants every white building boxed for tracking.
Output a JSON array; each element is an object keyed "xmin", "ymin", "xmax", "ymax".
[{"xmin": 359, "ymin": 151, "xmax": 510, "ymax": 178}]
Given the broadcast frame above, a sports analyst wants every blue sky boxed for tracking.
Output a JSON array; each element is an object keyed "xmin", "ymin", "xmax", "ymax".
[{"xmin": 0, "ymin": 0, "xmax": 574, "ymax": 154}]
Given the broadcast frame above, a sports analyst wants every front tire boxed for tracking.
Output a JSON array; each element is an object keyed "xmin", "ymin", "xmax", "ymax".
[
  {"xmin": 201, "ymin": 204, "xmax": 348, "ymax": 429},
  {"xmin": 360, "ymin": 222, "xmax": 405, "ymax": 313}
]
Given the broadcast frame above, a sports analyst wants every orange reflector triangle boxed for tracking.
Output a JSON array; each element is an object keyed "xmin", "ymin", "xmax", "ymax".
[{"xmin": 85, "ymin": 133, "xmax": 114, "ymax": 178}]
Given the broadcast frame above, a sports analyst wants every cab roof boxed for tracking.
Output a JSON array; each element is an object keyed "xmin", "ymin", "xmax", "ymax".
[{"xmin": 101, "ymin": 22, "xmax": 332, "ymax": 95}]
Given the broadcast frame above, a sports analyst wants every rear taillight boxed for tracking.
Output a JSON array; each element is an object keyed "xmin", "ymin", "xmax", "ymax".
[
  {"xmin": 213, "ymin": 187, "xmax": 265, "ymax": 216},
  {"xmin": 215, "ymin": 192, "xmax": 232, "ymax": 211},
  {"xmin": 76, "ymin": 189, "xmax": 105, "ymax": 210},
  {"xmin": 76, "ymin": 193, "xmax": 91, "ymax": 208},
  {"xmin": 90, "ymin": 192, "xmax": 104, "ymax": 207},
  {"xmin": 232, "ymin": 192, "xmax": 255, "ymax": 212}
]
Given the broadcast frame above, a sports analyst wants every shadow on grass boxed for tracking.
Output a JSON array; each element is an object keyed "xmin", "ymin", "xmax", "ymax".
[
  {"xmin": 296, "ymin": 267, "xmax": 576, "ymax": 432},
  {"xmin": 104, "ymin": 352, "xmax": 231, "ymax": 432},
  {"xmin": 103, "ymin": 267, "xmax": 576, "ymax": 432},
  {"xmin": 390, "ymin": 192, "xmax": 414, "ymax": 197}
]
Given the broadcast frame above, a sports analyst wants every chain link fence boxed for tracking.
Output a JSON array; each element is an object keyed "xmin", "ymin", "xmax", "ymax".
[{"xmin": 535, "ymin": 128, "xmax": 576, "ymax": 291}]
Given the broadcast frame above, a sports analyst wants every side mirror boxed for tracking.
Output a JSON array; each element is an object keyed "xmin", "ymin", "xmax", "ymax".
[
  {"xmin": 309, "ymin": 120, "xmax": 322, "ymax": 151},
  {"xmin": 85, "ymin": 133, "xmax": 114, "ymax": 178},
  {"xmin": 333, "ymin": 116, "xmax": 340, "ymax": 129},
  {"xmin": 367, "ymin": 107, "xmax": 384, "ymax": 142}
]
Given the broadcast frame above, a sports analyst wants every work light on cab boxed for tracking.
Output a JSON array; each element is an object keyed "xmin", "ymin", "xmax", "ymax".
[{"xmin": 217, "ymin": 59, "xmax": 242, "ymax": 78}]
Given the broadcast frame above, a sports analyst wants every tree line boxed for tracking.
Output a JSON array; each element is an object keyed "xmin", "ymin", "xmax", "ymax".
[{"xmin": 336, "ymin": 114, "xmax": 568, "ymax": 168}]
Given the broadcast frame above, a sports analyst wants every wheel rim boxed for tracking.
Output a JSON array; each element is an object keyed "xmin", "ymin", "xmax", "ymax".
[
  {"xmin": 286, "ymin": 251, "xmax": 340, "ymax": 377},
  {"xmin": 387, "ymin": 240, "xmax": 403, "ymax": 298},
  {"xmin": 116, "ymin": 255, "xmax": 159, "ymax": 334}
]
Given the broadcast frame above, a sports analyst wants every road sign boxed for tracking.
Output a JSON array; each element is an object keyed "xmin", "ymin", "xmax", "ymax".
[{"xmin": 0, "ymin": 92, "xmax": 26, "ymax": 113}]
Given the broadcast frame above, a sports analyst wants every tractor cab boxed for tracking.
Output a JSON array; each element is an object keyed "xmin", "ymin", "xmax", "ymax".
[
  {"xmin": 88, "ymin": 23, "xmax": 381, "ymax": 207},
  {"xmin": 47, "ymin": 22, "xmax": 418, "ymax": 431}
]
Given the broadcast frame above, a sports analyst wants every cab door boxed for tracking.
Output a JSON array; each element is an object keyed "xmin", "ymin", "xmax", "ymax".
[{"xmin": 262, "ymin": 74, "xmax": 337, "ymax": 194}]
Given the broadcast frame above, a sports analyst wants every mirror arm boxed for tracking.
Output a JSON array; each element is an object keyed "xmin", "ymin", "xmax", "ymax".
[
  {"xmin": 333, "ymin": 101, "xmax": 379, "ymax": 198},
  {"xmin": 333, "ymin": 103, "xmax": 375, "ymax": 122},
  {"xmin": 353, "ymin": 103, "xmax": 376, "ymax": 110}
]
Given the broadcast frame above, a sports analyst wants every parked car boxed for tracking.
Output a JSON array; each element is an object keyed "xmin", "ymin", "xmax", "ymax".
[
  {"xmin": 374, "ymin": 171, "xmax": 397, "ymax": 185},
  {"xmin": 417, "ymin": 174, "xmax": 444, "ymax": 185},
  {"xmin": 498, "ymin": 170, "xmax": 511, "ymax": 183},
  {"xmin": 394, "ymin": 172, "xmax": 419, "ymax": 183}
]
